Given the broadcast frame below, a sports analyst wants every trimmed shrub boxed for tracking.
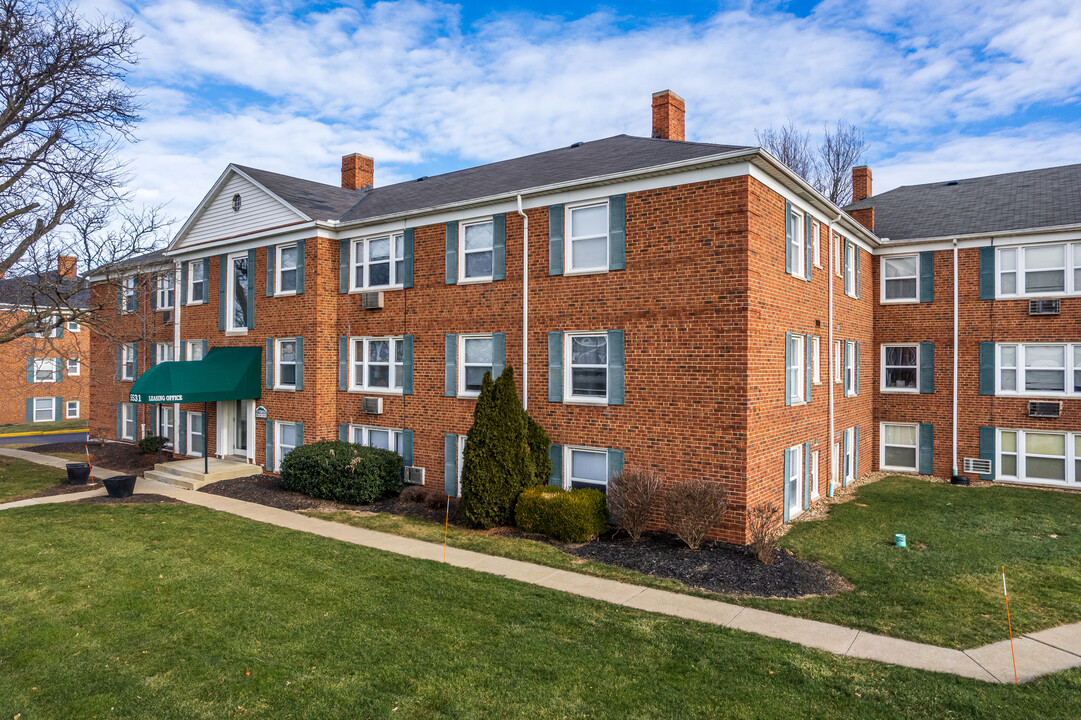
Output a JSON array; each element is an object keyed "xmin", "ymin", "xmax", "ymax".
[
  {"xmin": 460, "ymin": 367, "xmax": 537, "ymax": 529},
  {"xmin": 608, "ymin": 468, "xmax": 664, "ymax": 542},
  {"xmin": 138, "ymin": 435, "xmax": 167, "ymax": 454},
  {"xmin": 515, "ymin": 486, "xmax": 608, "ymax": 543},
  {"xmin": 748, "ymin": 502, "xmax": 782, "ymax": 565},
  {"xmin": 399, "ymin": 485, "xmax": 428, "ymax": 504},
  {"xmin": 524, "ymin": 411, "xmax": 552, "ymax": 485},
  {"xmin": 663, "ymin": 479, "xmax": 730, "ymax": 550},
  {"xmin": 280, "ymin": 440, "xmax": 402, "ymax": 505}
]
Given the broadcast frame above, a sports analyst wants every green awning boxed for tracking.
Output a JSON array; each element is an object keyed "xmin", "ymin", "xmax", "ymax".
[{"xmin": 127, "ymin": 347, "xmax": 262, "ymax": 404}]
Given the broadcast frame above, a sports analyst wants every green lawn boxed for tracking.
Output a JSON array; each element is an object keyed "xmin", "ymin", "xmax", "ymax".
[
  {"xmin": 3, "ymin": 503, "xmax": 1080, "ymax": 719},
  {"xmin": 743, "ymin": 476, "xmax": 1081, "ymax": 648},
  {"xmin": 0, "ymin": 456, "xmax": 66, "ymax": 502},
  {"xmin": 0, "ymin": 418, "xmax": 88, "ymax": 435}
]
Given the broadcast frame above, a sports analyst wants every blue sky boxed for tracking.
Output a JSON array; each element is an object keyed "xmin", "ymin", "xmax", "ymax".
[{"xmin": 91, "ymin": 0, "xmax": 1081, "ymax": 224}]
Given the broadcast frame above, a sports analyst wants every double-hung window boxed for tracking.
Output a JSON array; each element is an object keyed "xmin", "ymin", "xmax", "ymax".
[
  {"xmin": 835, "ymin": 232, "xmax": 844, "ymax": 277},
  {"xmin": 121, "ymin": 402, "xmax": 136, "ymax": 440},
  {"xmin": 186, "ymin": 340, "xmax": 206, "ymax": 362},
  {"xmin": 276, "ymin": 338, "xmax": 297, "ymax": 390},
  {"xmin": 565, "ymin": 446, "xmax": 609, "ymax": 491},
  {"xmin": 187, "ymin": 412, "xmax": 205, "ymax": 455},
  {"xmin": 155, "ymin": 342, "xmax": 173, "ymax": 364},
  {"xmin": 997, "ymin": 429, "xmax": 1076, "ymax": 486},
  {"xmin": 121, "ymin": 343, "xmax": 136, "ymax": 381},
  {"xmin": 350, "ymin": 425, "xmax": 404, "ymax": 456},
  {"xmin": 66, "ymin": 400, "xmax": 79, "ymax": 419},
  {"xmin": 811, "ymin": 336, "xmax": 821, "ymax": 384},
  {"xmin": 188, "ymin": 260, "xmax": 207, "ymax": 303},
  {"xmin": 33, "ymin": 397, "xmax": 55, "ymax": 422},
  {"xmin": 812, "ymin": 222, "xmax": 821, "ymax": 268},
  {"xmin": 459, "ymin": 219, "xmax": 494, "ymax": 282},
  {"xmin": 227, "ymin": 252, "xmax": 250, "ymax": 331},
  {"xmin": 350, "ymin": 337, "xmax": 405, "ymax": 393},
  {"xmin": 66, "ymin": 321, "xmax": 80, "ymax": 332},
  {"xmin": 785, "ymin": 443, "xmax": 803, "ymax": 519},
  {"xmin": 997, "ymin": 243, "xmax": 1081, "ymax": 297},
  {"xmin": 351, "ymin": 233, "xmax": 405, "ymax": 290},
  {"xmin": 996, "ymin": 343, "xmax": 1081, "ymax": 396},
  {"xmin": 881, "ymin": 344, "xmax": 918, "ymax": 392},
  {"xmin": 834, "ymin": 340, "xmax": 843, "ymax": 383},
  {"xmin": 565, "ymin": 332, "xmax": 608, "ymax": 402},
  {"xmin": 33, "ymin": 358, "xmax": 60, "ymax": 383},
  {"xmin": 277, "ymin": 244, "xmax": 299, "ymax": 294},
  {"xmin": 881, "ymin": 423, "xmax": 918, "ymax": 471},
  {"xmin": 458, "ymin": 335, "xmax": 493, "ymax": 397},
  {"xmin": 785, "ymin": 333, "xmax": 805, "ymax": 404},
  {"xmin": 156, "ymin": 273, "xmax": 174, "ymax": 309},
  {"xmin": 844, "ymin": 241, "xmax": 857, "ymax": 296},
  {"xmin": 276, "ymin": 422, "xmax": 298, "ymax": 470},
  {"xmin": 882, "ymin": 255, "xmax": 919, "ymax": 302},
  {"xmin": 566, "ymin": 201, "xmax": 609, "ymax": 274},
  {"xmin": 788, "ymin": 206, "xmax": 805, "ymax": 278},
  {"xmin": 157, "ymin": 406, "xmax": 174, "ymax": 446},
  {"xmin": 121, "ymin": 276, "xmax": 137, "ymax": 313},
  {"xmin": 66, "ymin": 357, "xmax": 80, "ymax": 376},
  {"xmin": 845, "ymin": 341, "xmax": 856, "ymax": 396}
]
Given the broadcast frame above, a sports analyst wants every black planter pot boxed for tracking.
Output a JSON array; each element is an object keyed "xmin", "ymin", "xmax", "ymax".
[
  {"xmin": 951, "ymin": 475, "xmax": 971, "ymax": 486},
  {"xmin": 103, "ymin": 475, "xmax": 137, "ymax": 498},
  {"xmin": 66, "ymin": 463, "xmax": 91, "ymax": 485}
]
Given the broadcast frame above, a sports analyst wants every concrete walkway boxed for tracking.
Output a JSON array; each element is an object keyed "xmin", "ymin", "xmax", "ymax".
[{"xmin": 3, "ymin": 448, "xmax": 1081, "ymax": 684}]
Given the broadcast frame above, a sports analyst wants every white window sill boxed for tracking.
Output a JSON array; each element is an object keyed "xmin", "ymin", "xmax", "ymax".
[
  {"xmin": 881, "ymin": 465, "xmax": 918, "ymax": 473},
  {"xmin": 881, "ymin": 387, "xmax": 919, "ymax": 394},
  {"xmin": 456, "ymin": 393, "xmax": 480, "ymax": 400},
  {"xmin": 997, "ymin": 292, "xmax": 1079, "ymax": 301},
  {"xmin": 121, "ymin": 377, "xmax": 134, "ymax": 383},
  {"xmin": 788, "ymin": 399, "xmax": 808, "ymax": 407},
  {"xmin": 274, "ymin": 291, "xmax": 297, "ymax": 298},
  {"xmin": 346, "ymin": 388, "xmax": 403, "ymax": 395},
  {"xmin": 880, "ymin": 298, "xmax": 919, "ymax": 305},
  {"xmin": 273, "ymin": 386, "xmax": 296, "ymax": 392},
  {"xmin": 564, "ymin": 267, "xmax": 609, "ymax": 277},
  {"xmin": 185, "ymin": 300, "xmax": 207, "ymax": 306},
  {"xmin": 563, "ymin": 398, "xmax": 609, "ymax": 406},
  {"xmin": 225, "ymin": 329, "xmax": 248, "ymax": 336},
  {"xmin": 457, "ymin": 276, "xmax": 493, "ymax": 285},
  {"xmin": 996, "ymin": 392, "xmax": 1075, "ymax": 399},
  {"xmin": 349, "ymin": 286, "xmax": 403, "ymax": 294}
]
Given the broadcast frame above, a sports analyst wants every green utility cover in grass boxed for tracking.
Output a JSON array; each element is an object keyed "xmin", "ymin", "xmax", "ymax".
[{"xmin": 127, "ymin": 346, "xmax": 262, "ymax": 404}]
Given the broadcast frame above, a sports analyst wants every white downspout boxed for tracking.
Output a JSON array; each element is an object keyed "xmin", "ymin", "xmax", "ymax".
[
  {"xmin": 952, "ymin": 239, "xmax": 959, "ymax": 476},
  {"xmin": 173, "ymin": 260, "xmax": 182, "ymax": 452},
  {"xmin": 827, "ymin": 215, "xmax": 841, "ymax": 496},
  {"xmin": 517, "ymin": 194, "xmax": 529, "ymax": 410}
]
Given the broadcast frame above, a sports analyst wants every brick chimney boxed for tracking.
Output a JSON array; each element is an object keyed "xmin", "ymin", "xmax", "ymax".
[
  {"xmin": 852, "ymin": 165, "xmax": 872, "ymax": 202},
  {"xmin": 341, "ymin": 153, "xmax": 374, "ymax": 191},
  {"xmin": 57, "ymin": 255, "xmax": 77, "ymax": 279},
  {"xmin": 651, "ymin": 90, "xmax": 685, "ymax": 141}
]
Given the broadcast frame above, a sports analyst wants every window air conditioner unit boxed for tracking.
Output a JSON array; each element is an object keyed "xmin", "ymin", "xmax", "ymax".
[
  {"xmin": 1029, "ymin": 299, "xmax": 1060, "ymax": 315},
  {"xmin": 362, "ymin": 292, "xmax": 384, "ymax": 310},
  {"xmin": 1029, "ymin": 400, "xmax": 1061, "ymax": 418},
  {"xmin": 361, "ymin": 397, "xmax": 383, "ymax": 414},
  {"xmin": 161, "ymin": 309, "xmax": 173, "ymax": 325},
  {"xmin": 963, "ymin": 458, "xmax": 992, "ymax": 475},
  {"xmin": 403, "ymin": 466, "xmax": 425, "ymax": 485}
]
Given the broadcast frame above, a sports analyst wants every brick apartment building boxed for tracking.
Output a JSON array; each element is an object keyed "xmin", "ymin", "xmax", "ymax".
[
  {"xmin": 87, "ymin": 91, "xmax": 1080, "ymax": 543},
  {"xmin": 0, "ymin": 256, "xmax": 90, "ymax": 427}
]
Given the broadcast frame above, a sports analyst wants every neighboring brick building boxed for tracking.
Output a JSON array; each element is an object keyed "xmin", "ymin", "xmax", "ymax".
[
  {"xmin": 87, "ymin": 91, "xmax": 1079, "ymax": 543},
  {"xmin": 0, "ymin": 256, "xmax": 90, "ymax": 427}
]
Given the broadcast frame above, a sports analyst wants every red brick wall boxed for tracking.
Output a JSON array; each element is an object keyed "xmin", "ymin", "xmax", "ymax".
[{"xmin": 0, "ymin": 312, "xmax": 89, "ymax": 426}]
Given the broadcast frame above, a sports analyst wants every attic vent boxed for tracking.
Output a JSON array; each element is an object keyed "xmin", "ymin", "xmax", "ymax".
[
  {"xmin": 963, "ymin": 458, "xmax": 992, "ymax": 475},
  {"xmin": 416, "ymin": 176, "xmax": 428, "ymax": 182},
  {"xmin": 570, "ymin": 142, "xmax": 584, "ymax": 148},
  {"xmin": 1029, "ymin": 401, "xmax": 1061, "ymax": 418},
  {"xmin": 1029, "ymin": 299, "xmax": 1060, "ymax": 315},
  {"xmin": 945, "ymin": 180, "xmax": 959, "ymax": 186},
  {"xmin": 231, "ymin": 193, "xmax": 242, "ymax": 212}
]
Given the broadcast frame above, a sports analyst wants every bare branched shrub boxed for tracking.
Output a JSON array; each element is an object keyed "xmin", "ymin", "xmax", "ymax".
[
  {"xmin": 748, "ymin": 503, "xmax": 782, "ymax": 565},
  {"xmin": 663, "ymin": 480, "xmax": 730, "ymax": 550},
  {"xmin": 400, "ymin": 485, "xmax": 427, "ymax": 504},
  {"xmin": 608, "ymin": 468, "xmax": 664, "ymax": 542}
]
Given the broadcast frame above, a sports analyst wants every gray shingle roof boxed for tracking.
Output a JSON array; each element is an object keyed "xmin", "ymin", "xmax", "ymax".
[
  {"xmin": 845, "ymin": 163, "xmax": 1081, "ymax": 241},
  {"xmin": 87, "ymin": 248, "xmax": 170, "ymax": 277},
  {"xmin": 233, "ymin": 165, "xmax": 364, "ymax": 220},
  {"xmin": 0, "ymin": 271, "xmax": 88, "ymax": 309}
]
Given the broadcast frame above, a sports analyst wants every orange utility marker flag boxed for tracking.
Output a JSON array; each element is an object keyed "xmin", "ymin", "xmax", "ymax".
[
  {"xmin": 444, "ymin": 496, "xmax": 450, "ymax": 562},
  {"xmin": 1002, "ymin": 566, "xmax": 1019, "ymax": 685}
]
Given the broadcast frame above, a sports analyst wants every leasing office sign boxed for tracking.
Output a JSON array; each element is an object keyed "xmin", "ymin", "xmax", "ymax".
[{"xmin": 129, "ymin": 393, "xmax": 184, "ymax": 403}]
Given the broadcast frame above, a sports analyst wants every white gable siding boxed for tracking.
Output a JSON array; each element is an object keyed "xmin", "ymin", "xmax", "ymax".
[{"xmin": 175, "ymin": 173, "xmax": 305, "ymax": 250}]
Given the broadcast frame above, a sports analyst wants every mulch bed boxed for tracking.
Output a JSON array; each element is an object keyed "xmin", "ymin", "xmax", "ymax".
[
  {"xmin": 24, "ymin": 441, "xmax": 173, "ymax": 476},
  {"xmin": 199, "ymin": 474, "xmax": 358, "ymax": 512},
  {"xmin": 569, "ymin": 532, "xmax": 848, "ymax": 599},
  {"xmin": 77, "ymin": 493, "xmax": 185, "ymax": 505},
  {"xmin": 27, "ymin": 482, "xmax": 100, "ymax": 499}
]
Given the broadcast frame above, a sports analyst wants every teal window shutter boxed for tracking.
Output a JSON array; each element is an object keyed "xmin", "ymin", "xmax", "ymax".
[
  {"xmin": 920, "ymin": 341, "xmax": 935, "ymax": 394},
  {"xmin": 853, "ymin": 426, "xmax": 860, "ymax": 480},
  {"xmin": 548, "ymin": 331, "xmax": 563, "ymax": 402},
  {"xmin": 979, "ymin": 342, "xmax": 995, "ymax": 395},
  {"xmin": 803, "ymin": 441, "xmax": 812, "ymax": 509},
  {"xmin": 266, "ymin": 419, "xmax": 274, "ymax": 471},
  {"xmin": 266, "ymin": 245, "xmax": 275, "ymax": 297},
  {"xmin": 132, "ymin": 274, "xmax": 139, "ymax": 313},
  {"xmin": 492, "ymin": 213, "xmax": 506, "ymax": 281},
  {"xmin": 548, "ymin": 204, "xmax": 564, "ymax": 275},
  {"xmin": 56, "ymin": 323, "xmax": 64, "ymax": 338},
  {"xmin": 295, "ymin": 422, "xmax": 303, "ymax": 447},
  {"xmin": 549, "ymin": 443, "xmax": 562, "ymax": 486},
  {"xmin": 607, "ymin": 329, "xmax": 624, "ymax": 405},
  {"xmin": 855, "ymin": 245, "xmax": 862, "ymax": 298},
  {"xmin": 402, "ymin": 335, "xmax": 413, "ymax": 395},
  {"xmin": 855, "ymin": 341, "xmax": 861, "ymax": 395},
  {"xmin": 402, "ymin": 228, "xmax": 414, "ymax": 289},
  {"xmin": 25, "ymin": 398, "xmax": 33, "ymax": 423},
  {"xmin": 919, "ymin": 423, "xmax": 934, "ymax": 475},
  {"xmin": 339, "ymin": 239, "xmax": 349, "ymax": 293},
  {"xmin": 116, "ymin": 282, "xmax": 122, "ymax": 315},
  {"xmin": 115, "ymin": 344, "xmax": 121, "ymax": 380},
  {"xmin": 181, "ymin": 261, "xmax": 188, "ymax": 306},
  {"xmin": 979, "ymin": 246, "xmax": 995, "ymax": 300},
  {"xmin": 132, "ymin": 342, "xmax": 138, "ymax": 380},
  {"xmin": 56, "ymin": 359, "xmax": 63, "ymax": 382},
  {"xmin": 178, "ymin": 411, "xmax": 187, "ymax": 455},
  {"xmin": 804, "ymin": 214, "xmax": 813, "ymax": 281},
  {"xmin": 444, "ymin": 434, "xmax": 458, "ymax": 497},
  {"xmin": 784, "ymin": 199, "xmax": 793, "ymax": 274},
  {"xmin": 218, "ymin": 254, "xmax": 227, "ymax": 331},
  {"xmin": 492, "ymin": 332, "xmax": 505, "ymax": 378},
  {"xmin": 402, "ymin": 429, "xmax": 413, "ymax": 467},
  {"xmin": 608, "ymin": 194, "xmax": 626, "ymax": 271},
  {"xmin": 338, "ymin": 337, "xmax": 348, "ymax": 391},
  {"xmin": 445, "ymin": 334, "xmax": 457, "ymax": 396},
  {"xmin": 295, "ymin": 336, "xmax": 304, "ymax": 391},
  {"xmin": 919, "ymin": 251, "xmax": 934, "ymax": 302},
  {"xmin": 202, "ymin": 339, "xmax": 208, "ymax": 357},
  {"xmin": 246, "ymin": 249, "xmax": 255, "ymax": 329},
  {"xmin": 296, "ymin": 238, "xmax": 305, "ymax": 294},
  {"xmin": 782, "ymin": 448, "xmax": 791, "ymax": 522},
  {"xmin": 148, "ymin": 345, "xmax": 156, "ymax": 369},
  {"xmin": 445, "ymin": 221, "xmax": 458, "ymax": 284},
  {"xmin": 783, "ymin": 332, "xmax": 792, "ymax": 406},
  {"xmin": 978, "ymin": 426, "xmax": 995, "ymax": 480},
  {"xmin": 607, "ymin": 448, "xmax": 624, "ymax": 482},
  {"xmin": 116, "ymin": 402, "xmax": 121, "ymax": 439},
  {"xmin": 805, "ymin": 333, "xmax": 813, "ymax": 403},
  {"xmin": 265, "ymin": 338, "xmax": 274, "ymax": 389},
  {"xmin": 26, "ymin": 358, "xmax": 34, "ymax": 383},
  {"xmin": 339, "ymin": 423, "xmax": 349, "ymax": 442}
]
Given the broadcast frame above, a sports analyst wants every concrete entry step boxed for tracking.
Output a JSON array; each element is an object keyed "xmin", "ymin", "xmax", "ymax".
[{"xmin": 147, "ymin": 457, "xmax": 262, "ymax": 490}]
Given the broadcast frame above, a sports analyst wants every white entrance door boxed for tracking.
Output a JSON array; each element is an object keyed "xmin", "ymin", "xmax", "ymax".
[{"xmin": 218, "ymin": 399, "xmax": 254, "ymax": 461}]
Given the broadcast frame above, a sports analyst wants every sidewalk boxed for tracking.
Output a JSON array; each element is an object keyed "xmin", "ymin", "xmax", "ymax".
[{"xmin": 3, "ymin": 448, "xmax": 1080, "ymax": 684}]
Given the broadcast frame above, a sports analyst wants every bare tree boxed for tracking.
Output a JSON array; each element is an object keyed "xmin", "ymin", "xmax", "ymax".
[
  {"xmin": 818, "ymin": 121, "xmax": 867, "ymax": 205},
  {"xmin": 0, "ymin": 0, "xmax": 165, "ymax": 344},
  {"xmin": 755, "ymin": 120, "xmax": 818, "ymax": 186}
]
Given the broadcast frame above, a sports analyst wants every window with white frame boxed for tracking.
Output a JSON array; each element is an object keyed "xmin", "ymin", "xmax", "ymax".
[
  {"xmin": 459, "ymin": 218, "xmax": 494, "ymax": 282},
  {"xmin": 276, "ymin": 422, "xmax": 298, "ymax": 471},
  {"xmin": 996, "ymin": 429, "xmax": 1080, "ymax": 486},
  {"xmin": 786, "ymin": 333, "xmax": 805, "ymax": 404},
  {"xmin": 458, "ymin": 334, "xmax": 493, "ymax": 397},
  {"xmin": 187, "ymin": 412, "xmax": 204, "ymax": 456},
  {"xmin": 812, "ymin": 336, "xmax": 821, "ymax": 384},
  {"xmin": 881, "ymin": 344, "xmax": 918, "ymax": 392},
  {"xmin": 186, "ymin": 340, "xmax": 205, "ymax": 361},
  {"xmin": 845, "ymin": 341, "xmax": 855, "ymax": 396},
  {"xmin": 277, "ymin": 244, "xmax": 299, "ymax": 294},
  {"xmin": 844, "ymin": 427, "xmax": 856, "ymax": 483},
  {"xmin": 997, "ymin": 243, "xmax": 1081, "ymax": 297},
  {"xmin": 834, "ymin": 340, "xmax": 843, "ymax": 383},
  {"xmin": 811, "ymin": 450, "xmax": 820, "ymax": 499},
  {"xmin": 351, "ymin": 233, "xmax": 405, "ymax": 290},
  {"xmin": 121, "ymin": 343, "xmax": 136, "ymax": 381},
  {"xmin": 33, "ymin": 397, "xmax": 55, "ymax": 422},
  {"xmin": 350, "ymin": 424, "xmax": 404, "ymax": 456},
  {"xmin": 227, "ymin": 252, "xmax": 249, "ymax": 331},
  {"xmin": 566, "ymin": 200, "xmax": 609, "ymax": 273},
  {"xmin": 121, "ymin": 275, "xmax": 137, "ymax": 313},
  {"xmin": 565, "ymin": 446, "xmax": 609, "ymax": 491},
  {"xmin": 66, "ymin": 357, "xmax": 80, "ymax": 376},
  {"xmin": 789, "ymin": 206, "xmax": 805, "ymax": 278},
  {"xmin": 32, "ymin": 358, "xmax": 60, "ymax": 383},
  {"xmin": 844, "ymin": 241, "xmax": 857, "ymax": 296},
  {"xmin": 157, "ymin": 406, "xmax": 173, "ymax": 446},
  {"xmin": 565, "ymin": 332, "xmax": 608, "ymax": 402},
  {"xmin": 834, "ymin": 232, "xmax": 843, "ymax": 277},
  {"xmin": 882, "ymin": 255, "xmax": 919, "ymax": 302},
  {"xmin": 156, "ymin": 273, "xmax": 174, "ymax": 309},
  {"xmin": 155, "ymin": 342, "xmax": 173, "ymax": 364},
  {"xmin": 66, "ymin": 400, "xmax": 79, "ymax": 419},
  {"xmin": 188, "ymin": 260, "xmax": 206, "ymax": 303},
  {"xmin": 276, "ymin": 338, "xmax": 297, "ymax": 389},
  {"xmin": 121, "ymin": 402, "xmax": 136, "ymax": 440},
  {"xmin": 996, "ymin": 343, "xmax": 1081, "ymax": 396},
  {"xmin": 66, "ymin": 321, "xmax": 80, "ymax": 332},
  {"xmin": 812, "ymin": 222, "xmax": 821, "ymax": 268},
  {"xmin": 350, "ymin": 337, "xmax": 404, "ymax": 392},
  {"xmin": 881, "ymin": 423, "xmax": 918, "ymax": 471},
  {"xmin": 785, "ymin": 443, "xmax": 803, "ymax": 518},
  {"xmin": 456, "ymin": 434, "xmax": 467, "ymax": 496}
]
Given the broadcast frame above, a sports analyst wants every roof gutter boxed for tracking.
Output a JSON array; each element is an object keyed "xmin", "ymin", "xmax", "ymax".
[{"xmin": 875, "ymin": 222, "xmax": 1081, "ymax": 247}]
